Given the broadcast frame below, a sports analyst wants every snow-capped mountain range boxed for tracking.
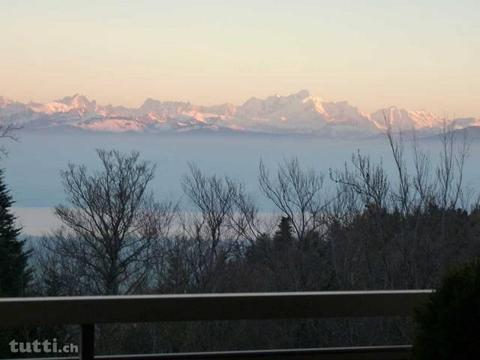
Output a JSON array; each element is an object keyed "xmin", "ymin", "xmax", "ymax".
[{"xmin": 1, "ymin": 90, "xmax": 479, "ymax": 137}]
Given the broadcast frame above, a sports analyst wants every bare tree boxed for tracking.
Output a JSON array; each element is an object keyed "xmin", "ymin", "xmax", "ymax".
[
  {"xmin": 180, "ymin": 164, "xmax": 238, "ymax": 290},
  {"xmin": 38, "ymin": 234, "xmax": 99, "ymax": 297},
  {"xmin": 180, "ymin": 163, "xmax": 267, "ymax": 290},
  {"xmin": 181, "ymin": 163, "xmax": 237, "ymax": 246},
  {"xmin": 259, "ymin": 158, "xmax": 327, "ymax": 242},
  {"xmin": 0, "ymin": 123, "xmax": 22, "ymax": 157},
  {"xmin": 330, "ymin": 151, "xmax": 390, "ymax": 210},
  {"xmin": 436, "ymin": 121, "xmax": 470, "ymax": 209},
  {"xmin": 0, "ymin": 123, "xmax": 21, "ymax": 139},
  {"xmin": 385, "ymin": 125, "xmax": 411, "ymax": 213},
  {"xmin": 227, "ymin": 180, "xmax": 266, "ymax": 244},
  {"xmin": 53, "ymin": 149, "xmax": 167, "ymax": 295},
  {"xmin": 378, "ymin": 114, "xmax": 471, "ymax": 213},
  {"xmin": 411, "ymin": 131, "xmax": 435, "ymax": 207}
]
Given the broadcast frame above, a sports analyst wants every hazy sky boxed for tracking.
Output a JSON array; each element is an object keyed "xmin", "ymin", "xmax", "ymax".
[{"xmin": 0, "ymin": 0, "xmax": 479, "ymax": 115}]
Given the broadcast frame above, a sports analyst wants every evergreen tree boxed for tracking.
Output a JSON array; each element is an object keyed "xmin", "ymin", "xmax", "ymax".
[
  {"xmin": 273, "ymin": 216, "xmax": 294, "ymax": 248},
  {"xmin": 0, "ymin": 169, "xmax": 32, "ymax": 358},
  {"xmin": 413, "ymin": 259, "xmax": 480, "ymax": 360},
  {"xmin": 0, "ymin": 169, "xmax": 30, "ymax": 297}
]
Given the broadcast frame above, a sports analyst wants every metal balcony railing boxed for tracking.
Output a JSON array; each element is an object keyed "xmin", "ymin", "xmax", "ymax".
[{"xmin": 0, "ymin": 290, "xmax": 432, "ymax": 360}]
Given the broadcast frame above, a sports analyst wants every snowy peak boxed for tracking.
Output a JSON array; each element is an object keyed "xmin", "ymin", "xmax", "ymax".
[
  {"xmin": 29, "ymin": 94, "xmax": 97, "ymax": 114},
  {"xmin": 237, "ymin": 90, "xmax": 323, "ymax": 122},
  {"xmin": 294, "ymin": 89, "xmax": 311, "ymax": 99},
  {"xmin": 0, "ymin": 96, "xmax": 14, "ymax": 108},
  {"xmin": 139, "ymin": 98, "xmax": 193, "ymax": 116},
  {"xmin": 57, "ymin": 94, "xmax": 96, "ymax": 111},
  {"xmin": 200, "ymin": 103, "xmax": 237, "ymax": 117},
  {"xmin": 0, "ymin": 90, "xmax": 478, "ymax": 136},
  {"xmin": 370, "ymin": 107, "xmax": 443, "ymax": 130},
  {"xmin": 235, "ymin": 90, "xmax": 372, "ymax": 134}
]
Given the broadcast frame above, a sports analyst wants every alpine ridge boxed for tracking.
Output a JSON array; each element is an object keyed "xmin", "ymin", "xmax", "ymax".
[{"xmin": 1, "ymin": 91, "xmax": 479, "ymax": 137}]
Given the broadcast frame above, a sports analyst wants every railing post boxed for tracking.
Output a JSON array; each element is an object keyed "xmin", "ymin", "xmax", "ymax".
[{"xmin": 80, "ymin": 324, "xmax": 95, "ymax": 360}]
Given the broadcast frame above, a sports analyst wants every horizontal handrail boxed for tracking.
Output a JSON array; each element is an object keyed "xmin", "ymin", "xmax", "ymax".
[
  {"xmin": 0, "ymin": 290, "xmax": 432, "ymax": 327},
  {"xmin": 14, "ymin": 345, "xmax": 413, "ymax": 360}
]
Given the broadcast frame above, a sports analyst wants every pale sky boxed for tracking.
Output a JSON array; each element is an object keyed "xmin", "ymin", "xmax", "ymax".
[{"xmin": 0, "ymin": 0, "xmax": 479, "ymax": 116}]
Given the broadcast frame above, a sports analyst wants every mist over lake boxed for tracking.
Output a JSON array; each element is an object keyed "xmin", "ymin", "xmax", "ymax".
[{"xmin": 5, "ymin": 131, "xmax": 480, "ymax": 235}]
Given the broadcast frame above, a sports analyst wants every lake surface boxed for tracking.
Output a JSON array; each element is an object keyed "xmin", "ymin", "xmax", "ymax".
[{"xmin": 4, "ymin": 131, "xmax": 480, "ymax": 235}]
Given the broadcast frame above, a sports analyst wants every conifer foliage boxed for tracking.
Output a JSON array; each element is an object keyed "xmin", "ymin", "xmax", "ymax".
[
  {"xmin": 413, "ymin": 259, "xmax": 480, "ymax": 360},
  {"xmin": 0, "ymin": 169, "xmax": 29, "ymax": 297}
]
